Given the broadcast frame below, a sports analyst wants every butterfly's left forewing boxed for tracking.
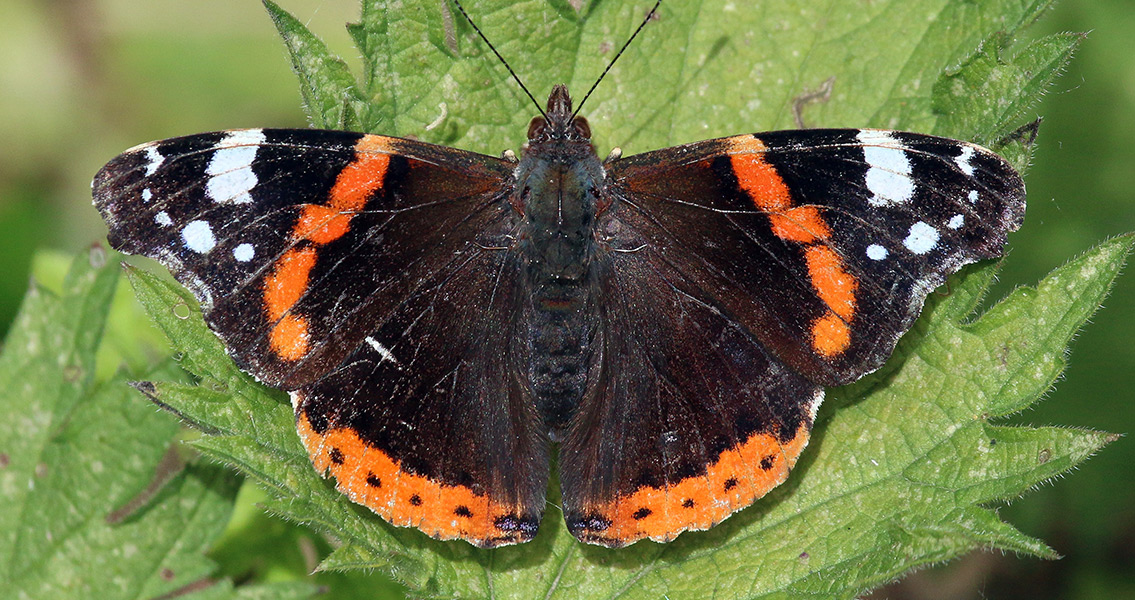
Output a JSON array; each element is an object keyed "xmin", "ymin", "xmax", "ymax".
[{"xmin": 94, "ymin": 129, "xmax": 516, "ymax": 389}]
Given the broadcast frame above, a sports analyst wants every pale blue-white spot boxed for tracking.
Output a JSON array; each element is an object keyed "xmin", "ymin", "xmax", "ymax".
[
  {"xmin": 866, "ymin": 244, "xmax": 888, "ymax": 261},
  {"xmin": 904, "ymin": 222, "xmax": 940, "ymax": 255},
  {"xmin": 954, "ymin": 145, "xmax": 976, "ymax": 176},
  {"xmin": 181, "ymin": 220, "xmax": 216, "ymax": 254},
  {"xmin": 947, "ymin": 214, "xmax": 965, "ymax": 230},
  {"xmin": 205, "ymin": 129, "xmax": 265, "ymax": 204},
  {"xmin": 968, "ymin": 189, "xmax": 979, "ymax": 203},
  {"xmin": 858, "ymin": 130, "xmax": 914, "ymax": 206},
  {"xmin": 155, "ymin": 211, "xmax": 172, "ymax": 227},
  {"xmin": 141, "ymin": 188, "xmax": 152, "ymax": 202},
  {"xmin": 233, "ymin": 243, "xmax": 255, "ymax": 262},
  {"xmin": 144, "ymin": 146, "xmax": 164, "ymax": 176}
]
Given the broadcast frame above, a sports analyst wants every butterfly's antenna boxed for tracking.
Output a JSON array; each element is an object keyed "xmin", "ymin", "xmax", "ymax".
[
  {"xmin": 451, "ymin": 0, "xmax": 546, "ymax": 119},
  {"xmin": 572, "ymin": 0, "xmax": 662, "ymax": 118}
]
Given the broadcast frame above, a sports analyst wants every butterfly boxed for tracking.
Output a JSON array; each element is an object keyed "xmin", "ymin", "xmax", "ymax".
[{"xmin": 91, "ymin": 4, "xmax": 1024, "ymax": 549}]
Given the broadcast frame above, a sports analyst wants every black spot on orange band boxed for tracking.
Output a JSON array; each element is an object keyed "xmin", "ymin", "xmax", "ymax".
[
  {"xmin": 569, "ymin": 421, "xmax": 811, "ymax": 546},
  {"xmin": 296, "ymin": 408, "xmax": 539, "ymax": 547}
]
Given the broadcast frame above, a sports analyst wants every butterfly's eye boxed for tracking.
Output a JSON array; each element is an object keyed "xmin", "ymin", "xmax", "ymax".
[
  {"xmin": 573, "ymin": 117, "xmax": 591, "ymax": 139},
  {"xmin": 528, "ymin": 117, "xmax": 547, "ymax": 140}
]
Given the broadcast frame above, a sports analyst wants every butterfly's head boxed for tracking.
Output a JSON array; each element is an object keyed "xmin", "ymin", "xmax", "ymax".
[{"xmin": 527, "ymin": 85, "xmax": 592, "ymax": 144}]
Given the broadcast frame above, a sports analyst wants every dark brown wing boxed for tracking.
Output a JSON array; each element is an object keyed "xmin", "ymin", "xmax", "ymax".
[
  {"xmin": 94, "ymin": 129, "xmax": 547, "ymax": 546},
  {"xmin": 603, "ymin": 129, "xmax": 1025, "ymax": 386},
  {"xmin": 560, "ymin": 220, "xmax": 821, "ymax": 547},
  {"xmin": 560, "ymin": 129, "xmax": 1023, "ymax": 546}
]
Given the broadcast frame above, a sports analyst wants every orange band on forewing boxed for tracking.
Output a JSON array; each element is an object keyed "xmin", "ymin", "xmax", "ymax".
[
  {"xmin": 727, "ymin": 137, "xmax": 856, "ymax": 359},
  {"xmin": 579, "ymin": 422, "xmax": 810, "ymax": 545},
  {"xmin": 811, "ymin": 312, "xmax": 852, "ymax": 357},
  {"xmin": 292, "ymin": 135, "xmax": 392, "ymax": 245},
  {"xmin": 295, "ymin": 205, "xmax": 352, "ymax": 245},
  {"xmin": 804, "ymin": 245, "xmax": 857, "ymax": 357},
  {"xmin": 264, "ymin": 136, "xmax": 394, "ymax": 362},
  {"xmin": 728, "ymin": 138, "xmax": 793, "ymax": 212},
  {"xmin": 805, "ymin": 245, "xmax": 857, "ymax": 321},
  {"xmin": 290, "ymin": 135, "xmax": 392, "ymax": 246},
  {"xmin": 296, "ymin": 411, "xmax": 531, "ymax": 547},
  {"xmin": 330, "ymin": 136, "xmax": 391, "ymax": 212},
  {"xmin": 769, "ymin": 205, "xmax": 831, "ymax": 243},
  {"xmin": 264, "ymin": 247, "xmax": 317, "ymax": 320},
  {"xmin": 728, "ymin": 138, "xmax": 830, "ymax": 242},
  {"xmin": 270, "ymin": 314, "xmax": 310, "ymax": 361}
]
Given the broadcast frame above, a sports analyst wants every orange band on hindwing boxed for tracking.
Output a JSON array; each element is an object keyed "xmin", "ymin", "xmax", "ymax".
[
  {"xmin": 263, "ymin": 135, "xmax": 394, "ymax": 361},
  {"xmin": 727, "ymin": 136, "xmax": 859, "ymax": 358},
  {"xmin": 575, "ymin": 422, "xmax": 811, "ymax": 545},
  {"xmin": 296, "ymin": 408, "xmax": 535, "ymax": 547}
]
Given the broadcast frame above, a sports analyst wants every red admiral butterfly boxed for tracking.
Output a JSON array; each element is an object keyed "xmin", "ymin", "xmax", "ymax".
[{"xmin": 92, "ymin": 3, "xmax": 1024, "ymax": 548}]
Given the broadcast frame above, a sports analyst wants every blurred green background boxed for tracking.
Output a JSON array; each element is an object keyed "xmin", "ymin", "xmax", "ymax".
[{"xmin": 1, "ymin": 0, "xmax": 1131, "ymax": 598}]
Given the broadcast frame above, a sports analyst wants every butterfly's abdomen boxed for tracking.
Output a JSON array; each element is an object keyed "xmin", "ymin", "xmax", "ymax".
[{"xmin": 516, "ymin": 149, "xmax": 604, "ymax": 434}]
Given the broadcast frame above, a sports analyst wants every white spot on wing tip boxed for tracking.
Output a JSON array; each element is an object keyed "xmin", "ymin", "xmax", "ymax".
[
  {"xmin": 155, "ymin": 211, "xmax": 173, "ymax": 227},
  {"xmin": 904, "ymin": 221, "xmax": 940, "ymax": 254},
  {"xmin": 141, "ymin": 188, "xmax": 152, "ymax": 202},
  {"xmin": 947, "ymin": 214, "xmax": 965, "ymax": 230},
  {"xmin": 858, "ymin": 130, "xmax": 914, "ymax": 206},
  {"xmin": 968, "ymin": 189, "xmax": 979, "ymax": 203},
  {"xmin": 866, "ymin": 244, "xmax": 888, "ymax": 260},
  {"xmin": 955, "ymin": 145, "xmax": 976, "ymax": 176},
  {"xmin": 143, "ymin": 146, "xmax": 164, "ymax": 176},
  {"xmin": 206, "ymin": 130, "xmax": 266, "ymax": 204},
  {"xmin": 220, "ymin": 129, "xmax": 266, "ymax": 146},
  {"xmin": 233, "ymin": 243, "xmax": 255, "ymax": 262},
  {"xmin": 181, "ymin": 220, "xmax": 216, "ymax": 254}
]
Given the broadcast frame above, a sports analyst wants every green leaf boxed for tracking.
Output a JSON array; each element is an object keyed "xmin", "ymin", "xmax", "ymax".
[
  {"xmin": 113, "ymin": 0, "xmax": 1121, "ymax": 598},
  {"xmin": 0, "ymin": 249, "xmax": 318, "ymax": 599},
  {"xmin": 288, "ymin": 0, "xmax": 1071, "ymax": 156},
  {"xmin": 263, "ymin": 0, "xmax": 367, "ymax": 130},
  {"xmin": 932, "ymin": 31, "xmax": 1083, "ymax": 145}
]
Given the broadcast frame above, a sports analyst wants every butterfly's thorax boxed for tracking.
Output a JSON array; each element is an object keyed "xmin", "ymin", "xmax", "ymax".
[{"xmin": 514, "ymin": 86, "xmax": 603, "ymax": 435}]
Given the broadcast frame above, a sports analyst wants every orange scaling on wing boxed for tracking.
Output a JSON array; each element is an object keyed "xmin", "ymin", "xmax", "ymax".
[
  {"xmin": 805, "ymin": 245, "xmax": 858, "ymax": 357},
  {"xmin": 262, "ymin": 136, "xmax": 394, "ymax": 361},
  {"xmin": 296, "ymin": 408, "xmax": 532, "ymax": 547},
  {"xmin": 263, "ymin": 247, "xmax": 317, "ymax": 360},
  {"xmin": 294, "ymin": 135, "xmax": 393, "ymax": 245},
  {"xmin": 727, "ymin": 136, "xmax": 859, "ymax": 359},
  {"xmin": 580, "ymin": 422, "xmax": 811, "ymax": 546}
]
